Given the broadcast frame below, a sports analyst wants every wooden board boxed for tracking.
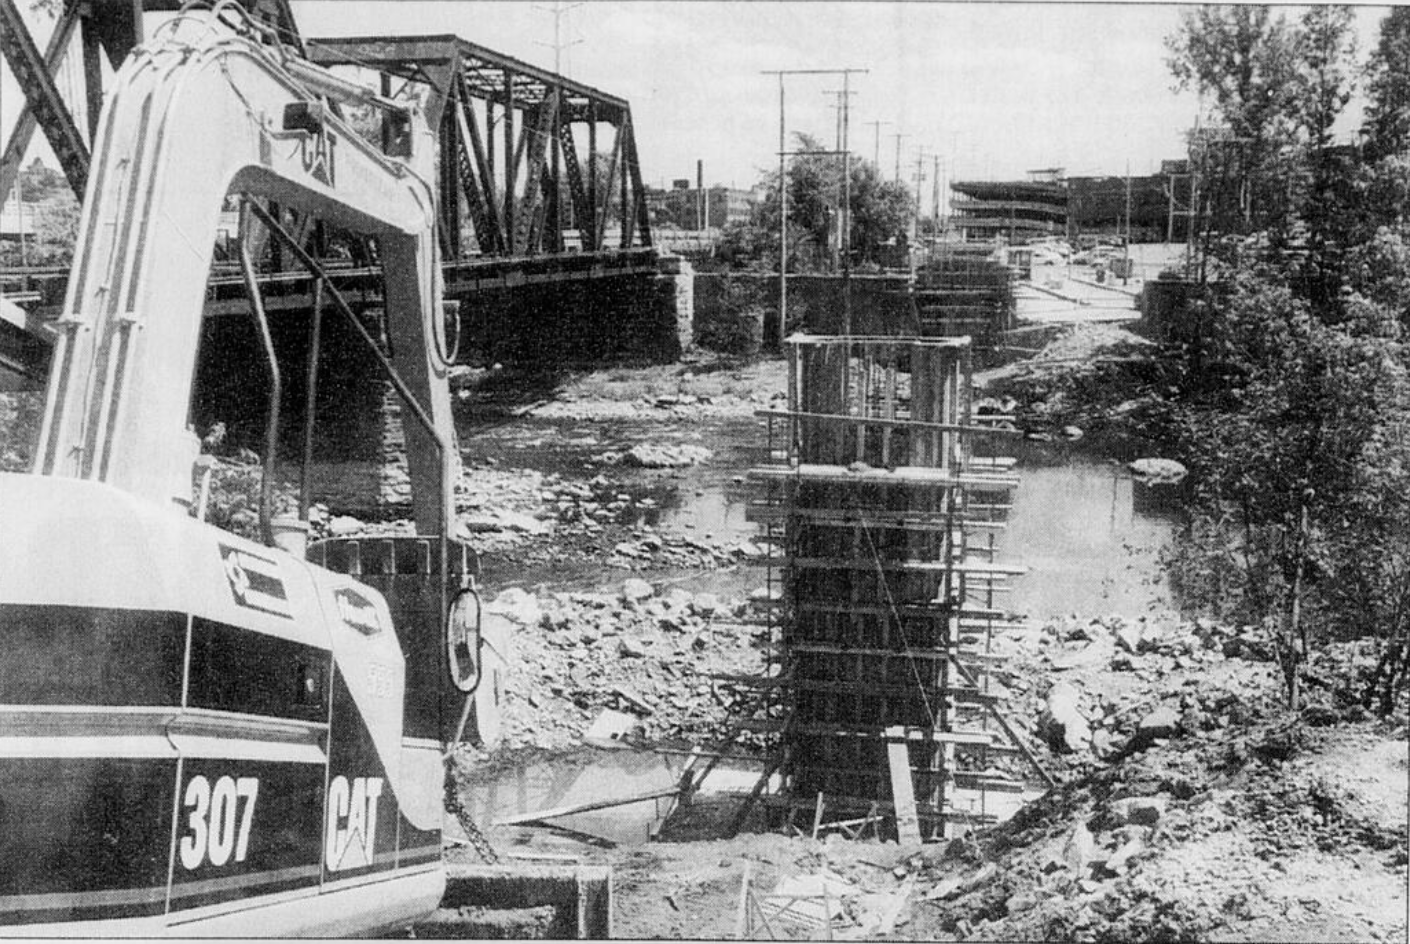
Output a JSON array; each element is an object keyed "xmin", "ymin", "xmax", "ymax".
[{"xmin": 885, "ymin": 725, "xmax": 922, "ymax": 844}]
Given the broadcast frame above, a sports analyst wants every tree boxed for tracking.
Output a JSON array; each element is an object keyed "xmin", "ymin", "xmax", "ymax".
[
  {"xmin": 1362, "ymin": 7, "xmax": 1410, "ymax": 162},
  {"xmin": 1294, "ymin": 6, "xmax": 1357, "ymax": 152},
  {"xmin": 1166, "ymin": 6, "xmax": 1301, "ymax": 233},
  {"xmin": 31, "ymin": 198, "xmax": 80, "ymax": 264},
  {"xmin": 731, "ymin": 133, "xmax": 912, "ymax": 272}
]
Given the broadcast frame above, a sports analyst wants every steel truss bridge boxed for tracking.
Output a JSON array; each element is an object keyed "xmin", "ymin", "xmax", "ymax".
[{"xmin": 1, "ymin": 0, "xmax": 661, "ymax": 383}]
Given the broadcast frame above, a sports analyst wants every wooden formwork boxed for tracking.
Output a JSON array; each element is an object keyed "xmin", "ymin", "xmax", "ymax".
[{"xmin": 742, "ymin": 334, "xmax": 1045, "ymax": 841}]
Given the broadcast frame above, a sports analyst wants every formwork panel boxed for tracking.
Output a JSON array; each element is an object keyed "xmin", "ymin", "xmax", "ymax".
[{"xmin": 744, "ymin": 333, "xmax": 1040, "ymax": 841}]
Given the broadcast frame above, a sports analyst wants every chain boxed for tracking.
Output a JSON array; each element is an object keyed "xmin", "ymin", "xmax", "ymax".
[{"xmin": 443, "ymin": 751, "xmax": 499, "ymax": 864}]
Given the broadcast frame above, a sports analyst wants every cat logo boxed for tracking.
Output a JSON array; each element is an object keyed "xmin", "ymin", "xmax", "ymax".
[
  {"xmin": 219, "ymin": 544, "xmax": 292, "ymax": 618},
  {"xmin": 325, "ymin": 775, "xmax": 384, "ymax": 872}
]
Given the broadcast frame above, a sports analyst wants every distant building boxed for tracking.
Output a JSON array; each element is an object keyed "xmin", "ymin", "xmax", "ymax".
[
  {"xmin": 950, "ymin": 163, "xmax": 1193, "ymax": 243},
  {"xmin": 646, "ymin": 180, "xmax": 755, "ymax": 230}
]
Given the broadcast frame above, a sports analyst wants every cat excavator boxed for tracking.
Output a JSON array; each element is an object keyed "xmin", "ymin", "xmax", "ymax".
[{"xmin": 0, "ymin": 4, "xmax": 505, "ymax": 934}]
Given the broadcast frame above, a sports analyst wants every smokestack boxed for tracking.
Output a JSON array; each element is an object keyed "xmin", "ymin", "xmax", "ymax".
[{"xmin": 697, "ymin": 160, "xmax": 705, "ymax": 231}]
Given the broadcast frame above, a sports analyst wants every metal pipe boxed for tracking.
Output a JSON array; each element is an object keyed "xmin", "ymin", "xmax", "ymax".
[
  {"xmin": 299, "ymin": 278, "xmax": 324, "ymax": 521},
  {"xmin": 237, "ymin": 202, "xmax": 283, "ymax": 548},
  {"xmin": 245, "ymin": 200, "xmax": 448, "ymax": 465},
  {"xmin": 283, "ymin": 57, "xmax": 409, "ymax": 115}
]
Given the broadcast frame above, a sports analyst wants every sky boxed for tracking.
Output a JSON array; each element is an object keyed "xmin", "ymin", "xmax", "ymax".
[{"xmin": 1, "ymin": 2, "xmax": 1395, "ymax": 200}]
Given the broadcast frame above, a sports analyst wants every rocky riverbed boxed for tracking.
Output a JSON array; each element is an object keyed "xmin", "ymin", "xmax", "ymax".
[{"xmin": 436, "ymin": 334, "xmax": 1407, "ymax": 942}]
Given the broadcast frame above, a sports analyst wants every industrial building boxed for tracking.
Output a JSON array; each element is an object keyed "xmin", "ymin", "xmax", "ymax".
[
  {"xmin": 648, "ymin": 179, "xmax": 756, "ymax": 231},
  {"xmin": 951, "ymin": 162, "xmax": 1194, "ymax": 244}
]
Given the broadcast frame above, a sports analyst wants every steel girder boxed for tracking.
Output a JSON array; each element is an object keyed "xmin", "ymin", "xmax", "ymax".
[
  {"xmin": 305, "ymin": 35, "xmax": 652, "ymax": 259},
  {"xmin": 0, "ymin": 0, "xmax": 301, "ymax": 204},
  {"xmin": 0, "ymin": 0, "xmax": 90, "ymax": 200}
]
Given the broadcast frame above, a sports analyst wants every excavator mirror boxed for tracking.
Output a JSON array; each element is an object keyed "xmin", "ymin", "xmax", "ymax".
[{"xmin": 446, "ymin": 587, "xmax": 482, "ymax": 694}]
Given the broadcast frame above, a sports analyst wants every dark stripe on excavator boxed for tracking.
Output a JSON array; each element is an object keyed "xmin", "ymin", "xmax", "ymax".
[
  {"xmin": 187, "ymin": 617, "xmax": 330, "ymax": 721},
  {"xmin": 0, "ymin": 605, "xmax": 330, "ymax": 720},
  {"xmin": 0, "ymin": 758, "xmax": 176, "ymax": 922},
  {"xmin": 0, "ymin": 604, "xmax": 185, "ymax": 706}
]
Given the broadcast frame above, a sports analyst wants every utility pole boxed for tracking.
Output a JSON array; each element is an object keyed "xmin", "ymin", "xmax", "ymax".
[
  {"xmin": 824, "ymin": 88, "xmax": 858, "ymax": 272},
  {"xmin": 931, "ymin": 155, "xmax": 941, "ymax": 234},
  {"xmin": 535, "ymin": 1, "xmax": 582, "ymax": 248},
  {"xmin": 535, "ymin": 0, "xmax": 584, "ymax": 75},
  {"xmin": 823, "ymin": 90, "xmax": 855, "ymax": 151},
  {"xmin": 911, "ymin": 148, "xmax": 929, "ymax": 247},
  {"xmin": 865, "ymin": 119, "xmax": 890, "ymax": 169},
  {"xmin": 14, "ymin": 174, "xmax": 26, "ymax": 268},
  {"xmin": 1123, "ymin": 159, "xmax": 1132, "ymax": 286},
  {"xmin": 892, "ymin": 132, "xmax": 908, "ymax": 183},
  {"xmin": 762, "ymin": 67, "xmax": 868, "ymax": 340}
]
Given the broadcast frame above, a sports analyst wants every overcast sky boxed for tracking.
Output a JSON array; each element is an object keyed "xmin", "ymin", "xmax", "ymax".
[{"xmin": 2, "ymin": 2, "xmax": 1394, "ymax": 198}]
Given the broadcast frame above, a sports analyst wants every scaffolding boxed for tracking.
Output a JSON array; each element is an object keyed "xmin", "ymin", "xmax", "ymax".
[{"xmin": 740, "ymin": 334, "xmax": 1049, "ymax": 841}]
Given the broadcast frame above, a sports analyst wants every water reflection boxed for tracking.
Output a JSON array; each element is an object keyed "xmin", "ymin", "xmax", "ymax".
[{"xmin": 996, "ymin": 446, "xmax": 1181, "ymax": 620}]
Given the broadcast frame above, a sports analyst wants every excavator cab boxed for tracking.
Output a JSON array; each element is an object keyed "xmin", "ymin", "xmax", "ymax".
[{"xmin": 0, "ymin": 7, "xmax": 498, "ymax": 934}]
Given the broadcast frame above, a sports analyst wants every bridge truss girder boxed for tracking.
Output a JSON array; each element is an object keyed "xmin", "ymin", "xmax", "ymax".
[
  {"xmin": 306, "ymin": 35, "xmax": 652, "ymax": 259},
  {"xmin": 0, "ymin": 0, "xmax": 301, "ymax": 204}
]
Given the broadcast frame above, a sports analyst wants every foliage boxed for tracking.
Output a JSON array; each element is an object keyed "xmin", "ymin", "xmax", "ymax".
[
  {"xmin": 13, "ymin": 161, "xmax": 69, "ymax": 203},
  {"xmin": 1155, "ymin": 8, "xmax": 1410, "ymax": 710},
  {"xmin": 31, "ymin": 199, "xmax": 81, "ymax": 265},
  {"xmin": 694, "ymin": 275, "xmax": 766, "ymax": 354},
  {"xmin": 1166, "ymin": 6, "xmax": 1301, "ymax": 234},
  {"xmin": 1362, "ymin": 6, "xmax": 1410, "ymax": 162},
  {"xmin": 718, "ymin": 133, "xmax": 912, "ymax": 272},
  {"xmin": 1165, "ymin": 234, "xmax": 1410, "ymax": 713},
  {"xmin": 0, "ymin": 393, "xmax": 43, "ymax": 473}
]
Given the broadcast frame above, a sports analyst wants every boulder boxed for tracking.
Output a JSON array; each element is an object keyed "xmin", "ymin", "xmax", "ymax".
[
  {"xmin": 1128, "ymin": 457, "xmax": 1188, "ymax": 482},
  {"xmin": 1103, "ymin": 836, "xmax": 1144, "ymax": 874},
  {"xmin": 1041, "ymin": 682, "xmax": 1093, "ymax": 754},
  {"xmin": 328, "ymin": 515, "xmax": 364, "ymax": 536},
  {"xmin": 626, "ymin": 443, "xmax": 713, "ymax": 468},
  {"xmin": 691, "ymin": 592, "xmax": 721, "ymax": 617},
  {"xmin": 486, "ymin": 587, "xmax": 542, "ymax": 626},
  {"xmin": 1062, "ymin": 822, "xmax": 1098, "ymax": 871},
  {"xmin": 621, "ymin": 578, "xmax": 655, "ymax": 603},
  {"xmin": 1110, "ymin": 795, "xmax": 1166, "ymax": 826},
  {"xmin": 1138, "ymin": 705, "xmax": 1181, "ymax": 740},
  {"xmin": 1112, "ymin": 622, "xmax": 1145, "ymax": 654}
]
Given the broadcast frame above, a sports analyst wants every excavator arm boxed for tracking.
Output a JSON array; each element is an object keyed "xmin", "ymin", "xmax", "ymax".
[
  {"xmin": 35, "ymin": 5, "xmax": 457, "ymax": 536},
  {"xmin": 0, "ymin": 8, "xmax": 488, "ymax": 935}
]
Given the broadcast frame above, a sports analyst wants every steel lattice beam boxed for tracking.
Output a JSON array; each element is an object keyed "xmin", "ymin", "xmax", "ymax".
[
  {"xmin": 307, "ymin": 34, "xmax": 651, "ymax": 260},
  {"xmin": 1, "ymin": 0, "xmax": 302, "ymax": 204},
  {"xmin": 0, "ymin": 0, "xmax": 90, "ymax": 198}
]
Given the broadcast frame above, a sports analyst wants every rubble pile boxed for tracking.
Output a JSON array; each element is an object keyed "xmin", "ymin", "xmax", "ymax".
[
  {"xmin": 871, "ymin": 615, "xmax": 1410, "ymax": 942},
  {"xmin": 487, "ymin": 581, "xmax": 770, "ymax": 752}
]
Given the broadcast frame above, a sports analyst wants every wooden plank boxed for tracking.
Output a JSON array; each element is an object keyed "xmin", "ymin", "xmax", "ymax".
[
  {"xmin": 755, "ymin": 408, "xmax": 1021, "ymax": 437},
  {"xmin": 495, "ymin": 786, "xmax": 680, "ymax": 825},
  {"xmin": 750, "ymin": 463, "xmax": 1018, "ymax": 488},
  {"xmin": 885, "ymin": 726, "xmax": 922, "ymax": 844},
  {"xmin": 787, "ymin": 558, "xmax": 1027, "ymax": 576}
]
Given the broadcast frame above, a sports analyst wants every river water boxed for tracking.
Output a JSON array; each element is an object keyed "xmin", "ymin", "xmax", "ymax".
[
  {"xmin": 994, "ymin": 440, "xmax": 1183, "ymax": 622},
  {"xmin": 467, "ymin": 418, "xmax": 1184, "ymax": 843}
]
